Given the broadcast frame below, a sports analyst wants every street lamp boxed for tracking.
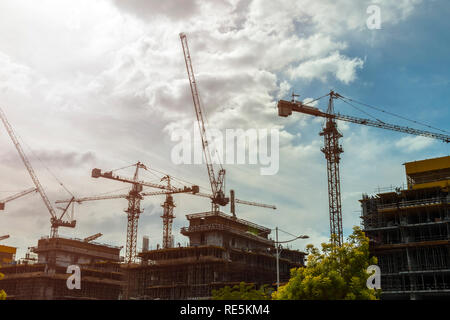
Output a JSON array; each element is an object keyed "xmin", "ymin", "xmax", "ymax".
[{"xmin": 274, "ymin": 227, "xmax": 309, "ymax": 290}]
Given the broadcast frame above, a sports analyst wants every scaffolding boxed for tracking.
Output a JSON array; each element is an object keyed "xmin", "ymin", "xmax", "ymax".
[
  {"xmin": 360, "ymin": 156, "xmax": 450, "ymax": 299},
  {"xmin": 127, "ymin": 245, "xmax": 303, "ymax": 299},
  {"xmin": 127, "ymin": 211, "xmax": 305, "ymax": 299},
  {"xmin": 1, "ymin": 237, "xmax": 124, "ymax": 300}
]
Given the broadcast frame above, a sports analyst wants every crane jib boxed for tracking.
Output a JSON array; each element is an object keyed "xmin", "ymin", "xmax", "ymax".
[
  {"xmin": 180, "ymin": 33, "xmax": 227, "ymax": 206},
  {"xmin": 0, "ymin": 107, "xmax": 76, "ymax": 237},
  {"xmin": 277, "ymin": 100, "xmax": 450, "ymax": 143}
]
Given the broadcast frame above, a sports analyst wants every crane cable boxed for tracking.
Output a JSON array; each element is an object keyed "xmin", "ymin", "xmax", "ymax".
[
  {"xmin": 336, "ymin": 97, "xmax": 385, "ymax": 123},
  {"xmin": 104, "ymin": 162, "xmax": 211, "ymax": 193},
  {"xmin": 143, "ymin": 165, "xmax": 211, "ymax": 193},
  {"xmin": 302, "ymin": 93, "xmax": 329, "ymax": 105},
  {"xmin": 338, "ymin": 95, "xmax": 450, "ymax": 134},
  {"xmin": 110, "ymin": 164, "xmax": 136, "ymax": 172},
  {"xmin": 15, "ymin": 130, "xmax": 75, "ymax": 198}
]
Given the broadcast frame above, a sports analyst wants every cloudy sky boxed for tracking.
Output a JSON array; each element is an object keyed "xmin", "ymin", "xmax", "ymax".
[{"xmin": 1, "ymin": 0, "xmax": 449, "ymax": 259}]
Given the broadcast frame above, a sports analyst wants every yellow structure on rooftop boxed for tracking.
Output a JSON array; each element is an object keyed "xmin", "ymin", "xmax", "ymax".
[
  {"xmin": 404, "ymin": 155, "xmax": 450, "ymax": 190},
  {"xmin": 0, "ymin": 245, "xmax": 16, "ymax": 265}
]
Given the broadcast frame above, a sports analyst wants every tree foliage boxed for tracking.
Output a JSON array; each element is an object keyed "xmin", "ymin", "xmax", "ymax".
[
  {"xmin": 272, "ymin": 226, "xmax": 380, "ymax": 300},
  {"xmin": 212, "ymin": 282, "xmax": 272, "ymax": 300}
]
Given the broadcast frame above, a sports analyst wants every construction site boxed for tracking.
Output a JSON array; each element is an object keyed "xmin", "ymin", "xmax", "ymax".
[
  {"xmin": 0, "ymin": 34, "xmax": 307, "ymax": 300},
  {"xmin": 126, "ymin": 211, "xmax": 305, "ymax": 299},
  {"xmin": 1, "ymin": 32, "xmax": 450, "ymax": 301}
]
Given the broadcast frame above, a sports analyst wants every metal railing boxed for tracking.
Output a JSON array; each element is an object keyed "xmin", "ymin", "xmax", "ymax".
[
  {"xmin": 38, "ymin": 235, "xmax": 122, "ymax": 250},
  {"xmin": 185, "ymin": 211, "xmax": 271, "ymax": 233},
  {"xmin": 377, "ymin": 197, "xmax": 445, "ymax": 210}
]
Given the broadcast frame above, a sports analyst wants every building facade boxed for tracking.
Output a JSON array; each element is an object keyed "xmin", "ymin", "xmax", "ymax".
[
  {"xmin": 360, "ymin": 156, "xmax": 450, "ymax": 299},
  {"xmin": 1, "ymin": 236, "xmax": 123, "ymax": 300}
]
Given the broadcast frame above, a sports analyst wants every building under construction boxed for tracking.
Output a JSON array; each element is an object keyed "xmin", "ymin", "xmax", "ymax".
[
  {"xmin": 361, "ymin": 155, "xmax": 450, "ymax": 299},
  {"xmin": 127, "ymin": 211, "xmax": 305, "ymax": 299},
  {"xmin": 0, "ymin": 236, "xmax": 123, "ymax": 300}
]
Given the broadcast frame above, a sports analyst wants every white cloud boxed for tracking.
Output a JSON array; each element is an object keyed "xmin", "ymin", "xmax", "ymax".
[
  {"xmin": 395, "ymin": 135, "xmax": 436, "ymax": 152},
  {"xmin": 0, "ymin": 0, "xmax": 426, "ymax": 259},
  {"xmin": 0, "ymin": 52, "xmax": 36, "ymax": 95},
  {"xmin": 287, "ymin": 52, "xmax": 364, "ymax": 84}
]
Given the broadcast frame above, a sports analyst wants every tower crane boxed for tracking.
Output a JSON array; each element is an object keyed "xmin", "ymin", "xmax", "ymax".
[
  {"xmin": 278, "ymin": 90, "xmax": 450, "ymax": 246},
  {"xmin": 180, "ymin": 32, "xmax": 277, "ymax": 225},
  {"xmin": 180, "ymin": 33, "xmax": 228, "ymax": 212},
  {"xmin": 0, "ymin": 107, "xmax": 75, "ymax": 237},
  {"xmin": 88, "ymin": 162, "xmax": 199, "ymax": 263},
  {"xmin": 0, "ymin": 187, "xmax": 37, "ymax": 210},
  {"xmin": 56, "ymin": 176, "xmax": 275, "ymax": 250}
]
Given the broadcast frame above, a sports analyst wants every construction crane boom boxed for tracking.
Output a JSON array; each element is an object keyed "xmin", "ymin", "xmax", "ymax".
[
  {"xmin": 278, "ymin": 95, "xmax": 450, "ymax": 143},
  {"xmin": 84, "ymin": 233, "xmax": 103, "ymax": 242},
  {"xmin": 56, "ymin": 193, "xmax": 128, "ymax": 203},
  {"xmin": 180, "ymin": 33, "xmax": 228, "ymax": 209},
  {"xmin": 0, "ymin": 107, "xmax": 75, "ymax": 237},
  {"xmin": 190, "ymin": 192, "xmax": 276, "ymax": 210},
  {"xmin": 55, "ymin": 189, "xmax": 200, "ymax": 204},
  {"xmin": 57, "ymin": 190, "xmax": 276, "ymax": 209},
  {"xmin": 0, "ymin": 187, "xmax": 37, "ymax": 210},
  {"xmin": 278, "ymin": 90, "xmax": 449, "ymax": 246},
  {"xmin": 235, "ymin": 198, "xmax": 277, "ymax": 209},
  {"xmin": 56, "ymin": 184, "xmax": 275, "ymax": 251},
  {"xmin": 0, "ymin": 235, "xmax": 10, "ymax": 241},
  {"xmin": 0, "ymin": 108, "xmax": 57, "ymax": 217},
  {"xmin": 91, "ymin": 168, "xmax": 195, "ymax": 193}
]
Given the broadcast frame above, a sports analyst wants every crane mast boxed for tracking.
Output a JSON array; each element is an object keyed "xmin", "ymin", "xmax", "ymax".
[
  {"xmin": 0, "ymin": 107, "xmax": 75, "ymax": 237},
  {"xmin": 161, "ymin": 176, "xmax": 175, "ymax": 249},
  {"xmin": 278, "ymin": 91, "xmax": 450, "ymax": 246},
  {"xmin": 319, "ymin": 92, "xmax": 344, "ymax": 246},
  {"xmin": 180, "ymin": 33, "xmax": 228, "ymax": 211},
  {"xmin": 124, "ymin": 163, "xmax": 144, "ymax": 264}
]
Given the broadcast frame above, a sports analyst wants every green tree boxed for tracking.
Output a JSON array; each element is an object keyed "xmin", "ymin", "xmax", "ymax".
[
  {"xmin": 272, "ymin": 226, "xmax": 380, "ymax": 300},
  {"xmin": 212, "ymin": 282, "xmax": 272, "ymax": 300}
]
